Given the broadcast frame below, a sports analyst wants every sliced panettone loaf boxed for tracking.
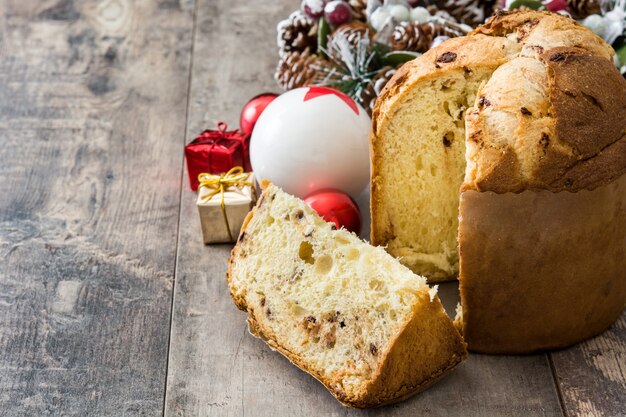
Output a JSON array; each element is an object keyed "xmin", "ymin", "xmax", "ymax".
[
  {"xmin": 371, "ymin": 10, "xmax": 626, "ymax": 352},
  {"xmin": 227, "ymin": 182, "xmax": 467, "ymax": 408},
  {"xmin": 370, "ymin": 34, "xmax": 519, "ymax": 281},
  {"xmin": 371, "ymin": 11, "xmax": 614, "ymax": 282}
]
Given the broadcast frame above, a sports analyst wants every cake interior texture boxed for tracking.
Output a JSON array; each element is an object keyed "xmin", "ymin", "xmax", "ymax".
[
  {"xmin": 373, "ymin": 68, "xmax": 492, "ymax": 281},
  {"xmin": 230, "ymin": 186, "xmax": 428, "ymax": 390},
  {"xmin": 228, "ymin": 184, "xmax": 466, "ymax": 407}
]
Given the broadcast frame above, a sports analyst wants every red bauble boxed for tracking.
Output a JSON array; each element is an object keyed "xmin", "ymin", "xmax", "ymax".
[
  {"xmin": 545, "ymin": 0, "xmax": 568, "ymax": 12},
  {"xmin": 240, "ymin": 93, "xmax": 279, "ymax": 135},
  {"xmin": 324, "ymin": 1, "xmax": 353, "ymax": 26},
  {"xmin": 304, "ymin": 189, "xmax": 362, "ymax": 235}
]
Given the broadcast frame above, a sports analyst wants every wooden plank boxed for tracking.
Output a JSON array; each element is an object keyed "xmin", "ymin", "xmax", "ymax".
[
  {"xmin": 164, "ymin": 1, "xmax": 289, "ymax": 414},
  {"xmin": 0, "ymin": 0, "xmax": 194, "ymax": 414},
  {"xmin": 550, "ymin": 311, "xmax": 626, "ymax": 417},
  {"xmin": 165, "ymin": 1, "xmax": 565, "ymax": 415}
]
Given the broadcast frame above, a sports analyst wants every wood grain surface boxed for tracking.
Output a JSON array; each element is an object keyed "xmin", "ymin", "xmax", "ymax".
[
  {"xmin": 0, "ymin": 0, "xmax": 194, "ymax": 415},
  {"xmin": 162, "ymin": 1, "xmax": 597, "ymax": 417},
  {"xmin": 0, "ymin": 0, "xmax": 624, "ymax": 416},
  {"xmin": 551, "ymin": 314, "xmax": 626, "ymax": 417}
]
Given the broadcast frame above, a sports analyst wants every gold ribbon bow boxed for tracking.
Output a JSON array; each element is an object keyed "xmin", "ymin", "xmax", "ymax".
[{"xmin": 198, "ymin": 166, "xmax": 252, "ymax": 242}]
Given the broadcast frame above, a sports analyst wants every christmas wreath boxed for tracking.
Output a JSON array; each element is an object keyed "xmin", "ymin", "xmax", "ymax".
[{"xmin": 274, "ymin": 0, "xmax": 626, "ymax": 116}]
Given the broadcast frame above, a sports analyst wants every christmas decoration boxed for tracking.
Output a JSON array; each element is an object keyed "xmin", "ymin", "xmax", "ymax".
[
  {"xmin": 567, "ymin": 0, "xmax": 601, "ymax": 18},
  {"xmin": 389, "ymin": 22, "xmax": 422, "ymax": 51},
  {"xmin": 185, "ymin": 123, "xmax": 251, "ymax": 191},
  {"xmin": 569, "ymin": 0, "xmax": 626, "ymax": 59},
  {"xmin": 390, "ymin": 21, "xmax": 462, "ymax": 51},
  {"xmin": 429, "ymin": 7, "xmax": 459, "ymax": 22},
  {"xmin": 370, "ymin": 6, "xmax": 393, "ymax": 31},
  {"xmin": 316, "ymin": 27, "xmax": 382, "ymax": 111},
  {"xmin": 325, "ymin": 1, "xmax": 354, "ymax": 26},
  {"xmin": 411, "ymin": 6, "xmax": 432, "ymax": 23},
  {"xmin": 329, "ymin": 21, "xmax": 372, "ymax": 49},
  {"xmin": 274, "ymin": 0, "xmax": 475, "ymax": 116},
  {"xmin": 304, "ymin": 189, "xmax": 362, "ymax": 235},
  {"xmin": 240, "ymin": 93, "xmax": 279, "ymax": 135},
  {"xmin": 196, "ymin": 168, "xmax": 257, "ymax": 244},
  {"xmin": 350, "ymin": 0, "xmax": 369, "ymax": 20},
  {"xmin": 274, "ymin": 0, "xmax": 625, "ymax": 116},
  {"xmin": 250, "ymin": 86, "xmax": 371, "ymax": 199},
  {"xmin": 369, "ymin": 2, "xmax": 435, "ymax": 31},
  {"xmin": 360, "ymin": 65, "xmax": 397, "ymax": 114},
  {"xmin": 505, "ymin": 0, "xmax": 547, "ymax": 10},
  {"xmin": 277, "ymin": 11, "xmax": 318, "ymax": 57},
  {"xmin": 389, "ymin": 4, "xmax": 412, "ymax": 21},
  {"xmin": 302, "ymin": 0, "xmax": 326, "ymax": 19},
  {"xmin": 432, "ymin": 0, "xmax": 498, "ymax": 26},
  {"xmin": 275, "ymin": 50, "xmax": 331, "ymax": 90},
  {"xmin": 600, "ymin": 0, "xmax": 626, "ymax": 45},
  {"xmin": 583, "ymin": 13, "xmax": 607, "ymax": 36},
  {"xmin": 544, "ymin": 0, "xmax": 569, "ymax": 12}
]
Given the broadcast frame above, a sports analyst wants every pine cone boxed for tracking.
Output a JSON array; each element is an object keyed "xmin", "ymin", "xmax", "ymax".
[
  {"xmin": 360, "ymin": 66, "xmax": 397, "ymax": 116},
  {"xmin": 328, "ymin": 21, "xmax": 372, "ymax": 51},
  {"xmin": 427, "ymin": 6, "xmax": 456, "ymax": 23},
  {"xmin": 431, "ymin": 0, "xmax": 497, "ymax": 26},
  {"xmin": 390, "ymin": 22, "xmax": 461, "ymax": 52},
  {"xmin": 567, "ymin": 0, "xmax": 601, "ymax": 19},
  {"xmin": 275, "ymin": 50, "xmax": 330, "ymax": 90},
  {"xmin": 277, "ymin": 11, "xmax": 318, "ymax": 57},
  {"xmin": 349, "ymin": 0, "xmax": 368, "ymax": 21}
]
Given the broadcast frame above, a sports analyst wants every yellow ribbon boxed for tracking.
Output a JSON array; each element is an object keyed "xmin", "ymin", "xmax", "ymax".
[{"xmin": 198, "ymin": 166, "xmax": 253, "ymax": 242}]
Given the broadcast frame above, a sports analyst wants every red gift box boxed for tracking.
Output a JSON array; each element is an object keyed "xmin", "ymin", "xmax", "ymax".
[{"xmin": 185, "ymin": 122, "xmax": 252, "ymax": 191}]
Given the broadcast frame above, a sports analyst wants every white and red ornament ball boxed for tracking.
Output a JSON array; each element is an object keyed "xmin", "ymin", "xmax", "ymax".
[
  {"xmin": 305, "ymin": 189, "xmax": 362, "ymax": 235},
  {"xmin": 250, "ymin": 86, "xmax": 371, "ymax": 198}
]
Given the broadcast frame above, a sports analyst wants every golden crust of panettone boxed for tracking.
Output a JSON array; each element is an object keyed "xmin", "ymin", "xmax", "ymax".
[
  {"xmin": 472, "ymin": 10, "xmax": 613, "ymax": 59},
  {"xmin": 373, "ymin": 10, "xmax": 623, "ymax": 196},
  {"xmin": 463, "ymin": 46, "xmax": 626, "ymax": 193}
]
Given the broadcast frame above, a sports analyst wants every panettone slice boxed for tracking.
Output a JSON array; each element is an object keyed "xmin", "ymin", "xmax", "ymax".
[{"xmin": 227, "ymin": 182, "xmax": 467, "ymax": 408}]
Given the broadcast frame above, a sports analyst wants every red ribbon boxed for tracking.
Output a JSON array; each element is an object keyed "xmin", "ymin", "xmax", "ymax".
[{"xmin": 195, "ymin": 122, "xmax": 247, "ymax": 172}]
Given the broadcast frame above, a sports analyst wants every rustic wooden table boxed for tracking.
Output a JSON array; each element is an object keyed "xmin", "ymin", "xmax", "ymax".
[{"xmin": 1, "ymin": 0, "xmax": 624, "ymax": 416}]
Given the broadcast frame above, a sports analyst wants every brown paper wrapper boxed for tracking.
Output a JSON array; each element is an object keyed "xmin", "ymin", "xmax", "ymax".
[{"xmin": 458, "ymin": 173, "xmax": 626, "ymax": 354}]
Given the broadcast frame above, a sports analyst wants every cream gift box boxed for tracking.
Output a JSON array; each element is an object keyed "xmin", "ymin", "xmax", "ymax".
[{"xmin": 196, "ymin": 170, "xmax": 256, "ymax": 244}]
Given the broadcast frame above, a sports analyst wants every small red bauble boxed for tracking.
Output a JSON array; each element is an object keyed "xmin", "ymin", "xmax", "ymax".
[
  {"xmin": 304, "ymin": 189, "xmax": 362, "ymax": 235},
  {"xmin": 544, "ymin": 0, "xmax": 568, "ymax": 12},
  {"xmin": 324, "ymin": 1, "xmax": 353, "ymax": 26},
  {"xmin": 240, "ymin": 93, "xmax": 279, "ymax": 135}
]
